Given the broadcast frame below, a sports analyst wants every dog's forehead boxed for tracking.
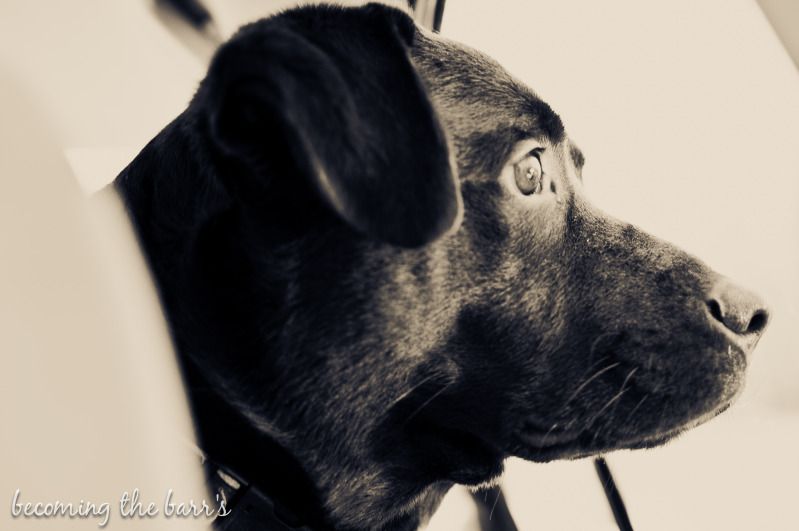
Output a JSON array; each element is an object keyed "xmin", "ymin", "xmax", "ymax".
[{"xmin": 411, "ymin": 30, "xmax": 565, "ymax": 177}]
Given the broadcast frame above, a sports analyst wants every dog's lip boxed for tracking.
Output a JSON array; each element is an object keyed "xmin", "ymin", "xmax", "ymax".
[
  {"xmin": 513, "ymin": 395, "xmax": 736, "ymax": 461},
  {"xmin": 511, "ymin": 429, "xmax": 586, "ymax": 462}
]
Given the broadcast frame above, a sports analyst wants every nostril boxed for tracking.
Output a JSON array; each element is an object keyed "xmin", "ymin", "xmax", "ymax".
[
  {"xmin": 747, "ymin": 309, "xmax": 769, "ymax": 334},
  {"xmin": 707, "ymin": 299, "xmax": 723, "ymax": 324}
]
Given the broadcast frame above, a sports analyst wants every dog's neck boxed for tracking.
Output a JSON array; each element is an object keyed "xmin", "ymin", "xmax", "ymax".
[
  {"xmin": 184, "ymin": 360, "xmax": 334, "ymax": 530},
  {"xmin": 115, "ymin": 117, "xmax": 453, "ymax": 530},
  {"xmin": 185, "ymin": 360, "xmax": 447, "ymax": 531}
]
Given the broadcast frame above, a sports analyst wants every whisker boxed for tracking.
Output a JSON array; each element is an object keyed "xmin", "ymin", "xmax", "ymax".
[
  {"xmin": 564, "ymin": 362, "xmax": 621, "ymax": 405},
  {"xmin": 402, "ymin": 383, "xmax": 452, "ymax": 424},
  {"xmin": 619, "ymin": 368, "xmax": 638, "ymax": 393},
  {"xmin": 583, "ymin": 353, "xmax": 612, "ymax": 376},
  {"xmin": 489, "ymin": 488, "xmax": 502, "ymax": 521},
  {"xmin": 623, "ymin": 393, "xmax": 649, "ymax": 426},
  {"xmin": 545, "ymin": 349, "xmax": 618, "ymax": 424},
  {"xmin": 605, "ymin": 367, "xmax": 638, "ymax": 438},
  {"xmin": 540, "ymin": 422, "xmax": 560, "ymax": 447},
  {"xmin": 586, "ymin": 387, "xmax": 629, "ymax": 428},
  {"xmin": 589, "ymin": 389, "xmax": 628, "ymax": 448},
  {"xmin": 550, "ymin": 356, "xmax": 610, "ymax": 429},
  {"xmin": 388, "ymin": 373, "xmax": 439, "ymax": 410},
  {"xmin": 588, "ymin": 367, "xmax": 639, "ymax": 441},
  {"xmin": 562, "ymin": 416, "xmax": 580, "ymax": 431},
  {"xmin": 608, "ymin": 368, "xmax": 638, "ymax": 420}
]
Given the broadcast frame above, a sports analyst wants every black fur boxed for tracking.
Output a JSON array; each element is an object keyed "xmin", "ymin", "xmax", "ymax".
[
  {"xmin": 207, "ymin": 4, "xmax": 460, "ymax": 248},
  {"xmin": 114, "ymin": 4, "xmax": 768, "ymax": 530}
]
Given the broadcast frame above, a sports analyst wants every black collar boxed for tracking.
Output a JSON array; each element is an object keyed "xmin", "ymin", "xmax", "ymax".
[
  {"xmin": 200, "ymin": 448, "xmax": 313, "ymax": 531},
  {"xmin": 183, "ymin": 362, "xmax": 332, "ymax": 531}
]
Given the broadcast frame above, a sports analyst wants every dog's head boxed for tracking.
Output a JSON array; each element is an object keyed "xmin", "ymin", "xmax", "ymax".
[{"xmin": 123, "ymin": 3, "xmax": 769, "ymax": 528}]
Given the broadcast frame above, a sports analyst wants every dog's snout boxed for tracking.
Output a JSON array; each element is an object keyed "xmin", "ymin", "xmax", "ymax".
[{"xmin": 706, "ymin": 279, "xmax": 769, "ymax": 338}]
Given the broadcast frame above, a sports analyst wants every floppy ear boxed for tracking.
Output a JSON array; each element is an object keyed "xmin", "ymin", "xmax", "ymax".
[{"xmin": 205, "ymin": 3, "xmax": 461, "ymax": 248}]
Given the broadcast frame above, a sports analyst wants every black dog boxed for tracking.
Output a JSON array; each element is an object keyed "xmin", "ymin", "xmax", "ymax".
[{"xmin": 114, "ymin": 3, "xmax": 769, "ymax": 530}]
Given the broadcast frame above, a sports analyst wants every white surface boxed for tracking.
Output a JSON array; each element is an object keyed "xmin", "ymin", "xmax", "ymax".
[
  {"xmin": 0, "ymin": 75, "xmax": 208, "ymax": 529},
  {"xmin": 2, "ymin": 0, "xmax": 797, "ymax": 529}
]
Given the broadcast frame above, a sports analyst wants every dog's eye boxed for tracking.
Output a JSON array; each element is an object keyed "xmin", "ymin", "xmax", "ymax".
[{"xmin": 513, "ymin": 151, "xmax": 544, "ymax": 195}]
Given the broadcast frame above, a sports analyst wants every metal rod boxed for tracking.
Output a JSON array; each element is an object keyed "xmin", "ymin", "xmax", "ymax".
[
  {"xmin": 594, "ymin": 456, "xmax": 634, "ymax": 531},
  {"xmin": 412, "ymin": 0, "xmax": 446, "ymax": 32}
]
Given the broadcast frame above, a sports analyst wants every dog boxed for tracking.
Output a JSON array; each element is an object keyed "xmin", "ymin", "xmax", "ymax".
[{"xmin": 114, "ymin": 3, "xmax": 769, "ymax": 530}]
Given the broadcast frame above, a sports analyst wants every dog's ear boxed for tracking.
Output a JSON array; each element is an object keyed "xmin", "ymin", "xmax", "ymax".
[{"xmin": 205, "ymin": 4, "xmax": 461, "ymax": 247}]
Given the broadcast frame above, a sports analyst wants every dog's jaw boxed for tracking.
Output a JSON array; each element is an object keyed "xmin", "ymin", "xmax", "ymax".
[
  {"xmin": 507, "ymin": 327, "xmax": 749, "ymax": 463},
  {"xmin": 510, "ymin": 393, "xmax": 740, "ymax": 463}
]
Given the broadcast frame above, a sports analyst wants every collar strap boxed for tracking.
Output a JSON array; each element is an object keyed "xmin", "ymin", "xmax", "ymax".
[{"xmin": 198, "ymin": 447, "xmax": 313, "ymax": 531}]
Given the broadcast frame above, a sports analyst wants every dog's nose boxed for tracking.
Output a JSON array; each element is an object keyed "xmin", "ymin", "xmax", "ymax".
[{"xmin": 706, "ymin": 279, "xmax": 769, "ymax": 338}]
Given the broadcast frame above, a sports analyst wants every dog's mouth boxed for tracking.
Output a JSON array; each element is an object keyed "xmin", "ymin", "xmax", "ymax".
[
  {"xmin": 508, "ymin": 338, "xmax": 745, "ymax": 463},
  {"xmin": 513, "ymin": 422, "xmax": 585, "ymax": 461},
  {"xmin": 511, "ymin": 399, "xmax": 733, "ymax": 462}
]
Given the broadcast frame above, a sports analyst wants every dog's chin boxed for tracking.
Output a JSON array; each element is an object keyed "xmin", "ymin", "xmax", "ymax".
[
  {"xmin": 509, "ymin": 399, "xmax": 735, "ymax": 463},
  {"xmin": 507, "ymin": 338, "xmax": 748, "ymax": 462}
]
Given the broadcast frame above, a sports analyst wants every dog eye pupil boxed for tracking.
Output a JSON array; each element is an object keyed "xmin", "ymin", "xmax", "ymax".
[{"xmin": 514, "ymin": 155, "xmax": 543, "ymax": 195}]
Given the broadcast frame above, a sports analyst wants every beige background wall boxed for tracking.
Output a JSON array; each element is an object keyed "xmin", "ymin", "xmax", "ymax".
[{"xmin": 1, "ymin": 1, "xmax": 797, "ymax": 530}]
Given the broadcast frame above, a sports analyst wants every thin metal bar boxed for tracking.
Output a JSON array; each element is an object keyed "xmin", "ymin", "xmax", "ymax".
[
  {"xmin": 432, "ymin": 0, "xmax": 446, "ymax": 32},
  {"xmin": 594, "ymin": 456, "xmax": 634, "ymax": 531},
  {"xmin": 412, "ymin": 0, "xmax": 445, "ymax": 32}
]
